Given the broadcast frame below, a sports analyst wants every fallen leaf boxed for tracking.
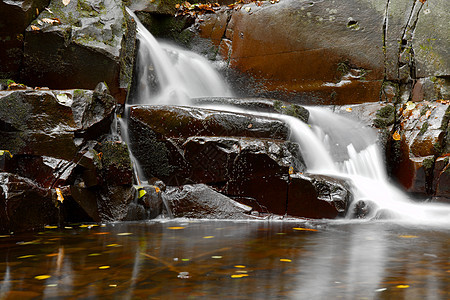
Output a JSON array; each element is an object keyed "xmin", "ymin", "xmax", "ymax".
[
  {"xmin": 109, "ymin": 284, "xmax": 117, "ymax": 287},
  {"xmin": 346, "ymin": 107, "xmax": 353, "ymax": 112},
  {"xmin": 117, "ymin": 232, "xmax": 133, "ymax": 236},
  {"xmin": 396, "ymin": 284, "xmax": 410, "ymax": 288},
  {"xmin": 98, "ymin": 265, "xmax": 110, "ymax": 269},
  {"xmin": 392, "ymin": 131, "xmax": 401, "ymax": 141},
  {"xmin": 398, "ymin": 235, "xmax": 418, "ymax": 239},
  {"xmin": 289, "ymin": 166, "xmax": 294, "ymax": 175},
  {"xmin": 35, "ymin": 275, "xmax": 51, "ymax": 280},
  {"xmin": 203, "ymin": 236, "xmax": 214, "ymax": 239},
  {"xmin": 62, "ymin": 0, "xmax": 70, "ymax": 6},
  {"xmin": 55, "ymin": 188, "xmax": 64, "ymax": 203},
  {"xmin": 44, "ymin": 225, "xmax": 58, "ymax": 229},
  {"xmin": 107, "ymin": 244, "xmax": 121, "ymax": 247},
  {"xmin": 168, "ymin": 227, "xmax": 185, "ymax": 230},
  {"xmin": 93, "ymin": 232, "xmax": 110, "ymax": 235},
  {"xmin": 231, "ymin": 274, "xmax": 248, "ymax": 278},
  {"xmin": 0, "ymin": 150, "xmax": 13, "ymax": 158},
  {"xmin": 293, "ymin": 227, "xmax": 318, "ymax": 232},
  {"xmin": 405, "ymin": 101, "xmax": 416, "ymax": 111},
  {"xmin": 30, "ymin": 25, "xmax": 40, "ymax": 31},
  {"xmin": 280, "ymin": 259, "xmax": 292, "ymax": 262},
  {"xmin": 154, "ymin": 186, "xmax": 161, "ymax": 193},
  {"xmin": 18, "ymin": 255, "xmax": 37, "ymax": 259},
  {"xmin": 234, "ymin": 265, "xmax": 246, "ymax": 268},
  {"xmin": 88, "ymin": 253, "xmax": 102, "ymax": 257},
  {"xmin": 211, "ymin": 256, "xmax": 222, "ymax": 259}
]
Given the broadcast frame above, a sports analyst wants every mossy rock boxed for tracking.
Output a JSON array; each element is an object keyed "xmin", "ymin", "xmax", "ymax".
[{"xmin": 373, "ymin": 104, "xmax": 395, "ymax": 128}]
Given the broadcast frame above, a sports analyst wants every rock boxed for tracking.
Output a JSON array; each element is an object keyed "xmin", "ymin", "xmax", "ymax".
[
  {"xmin": 97, "ymin": 184, "xmax": 135, "ymax": 221},
  {"xmin": 390, "ymin": 101, "xmax": 448, "ymax": 195},
  {"xmin": 0, "ymin": 0, "xmax": 50, "ymax": 78},
  {"xmin": 93, "ymin": 141, "xmax": 133, "ymax": 186},
  {"xmin": 129, "ymin": 105, "xmax": 289, "ymax": 140},
  {"xmin": 184, "ymin": 136, "xmax": 305, "ymax": 184},
  {"xmin": 286, "ymin": 174, "xmax": 350, "ymax": 219},
  {"xmin": 135, "ymin": 184, "xmax": 163, "ymax": 219},
  {"xmin": 20, "ymin": 0, "xmax": 137, "ymax": 103},
  {"xmin": 412, "ymin": 0, "xmax": 450, "ymax": 78},
  {"xmin": 128, "ymin": 105, "xmax": 290, "ymax": 182},
  {"xmin": 197, "ymin": 0, "xmax": 385, "ymax": 104},
  {"xmin": 165, "ymin": 184, "xmax": 252, "ymax": 219},
  {"xmin": 433, "ymin": 156, "xmax": 450, "ymax": 199},
  {"xmin": 0, "ymin": 172, "xmax": 59, "ymax": 234}
]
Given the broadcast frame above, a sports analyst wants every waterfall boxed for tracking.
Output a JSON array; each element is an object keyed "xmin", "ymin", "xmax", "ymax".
[{"xmin": 126, "ymin": 9, "xmax": 450, "ymax": 225}]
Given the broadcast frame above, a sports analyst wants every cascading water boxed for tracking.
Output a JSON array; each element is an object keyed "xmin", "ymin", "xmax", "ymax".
[{"xmin": 126, "ymin": 10, "xmax": 450, "ymax": 225}]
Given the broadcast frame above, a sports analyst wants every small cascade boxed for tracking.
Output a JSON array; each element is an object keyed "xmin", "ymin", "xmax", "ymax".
[{"xmin": 125, "ymin": 9, "xmax": 450, "ymax": 225}]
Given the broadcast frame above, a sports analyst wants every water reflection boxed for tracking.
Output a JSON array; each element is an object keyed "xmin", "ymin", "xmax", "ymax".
[{"xmin": 0, "ymin": 220, "xmax": 448, "ymax": 299}]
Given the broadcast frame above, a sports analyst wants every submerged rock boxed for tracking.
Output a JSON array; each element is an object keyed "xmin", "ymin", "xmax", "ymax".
[{"xmin": 165, "ymin": 184, "xmax": 252, "ymax": 219}]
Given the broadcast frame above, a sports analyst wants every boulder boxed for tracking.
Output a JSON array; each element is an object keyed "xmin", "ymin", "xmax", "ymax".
[
  {"xmin": 0, "ymin": 0, "xmax": 50, "ymax": 78},
  {"xmin": 287, "ymin": 173, "xmax": 350, "ymax": 219},
  {"xmin": 0, "ymin": 172, "xmax": 59, "ymax": 234},
  {"xmin": 196, "ymin": 0, "xmax": 386, "ymax": 104},
  {"xmin": 20, "ymin": 0, "xmax": 137, "ymax": 103},
  {"xmin": 165, "ymin": 184, "xmax": 252, "ymax": 219}
]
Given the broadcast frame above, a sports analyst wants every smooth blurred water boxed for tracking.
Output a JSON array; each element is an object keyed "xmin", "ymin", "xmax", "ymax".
[{"xmin": 0, "ymin": 220, "xmax": 448, "ymax": 299}]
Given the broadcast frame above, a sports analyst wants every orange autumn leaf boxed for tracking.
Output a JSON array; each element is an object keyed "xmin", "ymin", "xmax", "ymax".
[
  {"xmin": 392, "ymin": 131, "xmax": 401, "ymax": 141},
  {"xmin": 31, "ymin": 25, "xmax": 41, "ymax": 31},
  {"xmin": 293, "ymin": 227, "xmax": 318, "ymax": 232}
]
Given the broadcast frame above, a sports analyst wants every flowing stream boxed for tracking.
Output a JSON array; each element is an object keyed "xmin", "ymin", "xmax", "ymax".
[{"xmin": 126, "ymin": 10, "xmax": 450, "ymax": 225}]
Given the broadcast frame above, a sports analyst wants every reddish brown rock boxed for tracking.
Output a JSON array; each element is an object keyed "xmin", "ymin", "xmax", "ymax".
[{"xmin": 433, "ymin": 156, "xmax": 450, "ymax": 200}]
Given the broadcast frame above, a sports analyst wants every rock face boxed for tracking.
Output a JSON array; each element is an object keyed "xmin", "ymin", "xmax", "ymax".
[
  {"xmin": 0, "ymin": 0, "xmax": 50, "ymax": 78},
  {"xmin": 192, "ymin": 0, "xmax": 449, "ymax": 106},
  {"xmin": 19, "ymin": 0, "xmax": 136, "ymax": 103}
]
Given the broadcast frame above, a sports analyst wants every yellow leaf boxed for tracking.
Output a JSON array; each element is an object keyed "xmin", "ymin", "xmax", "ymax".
[
  {"xmin": 398, "ymin": 235, "xmax": 418, "ymax": 239},
  {"xmin": 280, "ymin": 259, "xmax": 292, "ymax": 262},
  {"xmin": 405, "ymin": 101, "xmax": 416, "ymax": 111},
  {"xmin": 234, "ymin": 265, "xmax": 246, "ymax": 268},
  {"xmin": 231, "ymin": 274, "xmax": 248, "ymax": 278},
  {"xmin": 107, "ymin": 244, "xmax": 121, "ymax": 247},
  {"xmin": 168, "ymin": 227, "xmax": 185, "ymax": 230},
  {"xmin": 0, "ymin": 150, "xmax": 13, "ymax": 158},
  {"xmin": 203, "ymin": 236, "xmax": 214, "ymax": 239},
  {"xmin": 18, "ymin": 255, "xmax": 36, "ymax": 259},
  {"xmin": 293, "ymin": 227, "xmax": 318, "ymax": 232},
  {"xmin": 55, "ymin": 188, "xmax": 64, "ymax": 203},
  {"xmin": 345, "ymin": 107, "xmax": 353, "ymax": 112},
  {"xmin": 289, "ymin": 166, "xmax": 294, "ymax": 175},
  {"xmin": 62, "ymin": 0, "xmax": 70, "ymax": 6},
  {"xmin": 31, "ymin": 25, "xmax": 40, "ymax": 31},
  {"xmin": 88, "ymin": 253, "xmax": 102, "ymax": 257},
  {"xmin": 117, "ymin": 232, "xmax": 133, "ymax": 236},
  {"xmin": 396, "ymin": 284, "xmax": 410, "ymax": 288},
  {"xmin": 98, "ymin": 265, "xmax": 110, "ymax": 269},
  {"xmin": 35, "ymin": 275, "xmax": 51, "ymax": 280},
  {"xmin": 211, "ymin": 256, "xmax": 222, "ymax": 259},
  {"xmin": 392, "ymin": 131, "xmax": 401, "ymax": 141},
  {"xmin": 138, "ymin": 189, "xmax": 147, "ymax": 198},
  {"xmin": 45, "ymin": 225, "xmax": 58, "ymax": 229},
  {"xmin": 109, "ymin": 284, "xmax": 117, "ymax": 287}
]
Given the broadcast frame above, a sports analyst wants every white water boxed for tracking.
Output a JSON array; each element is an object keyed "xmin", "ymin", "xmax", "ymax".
[{"xmin": 127, "ymin": 10, "xmax": 450, "ymax": 225}]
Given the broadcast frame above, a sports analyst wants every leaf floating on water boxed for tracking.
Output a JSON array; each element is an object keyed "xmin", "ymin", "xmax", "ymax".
[
  {"xmin": 293, "ymin": 227, "xmax": 318, "ymax": 232},
  {"xmin": 203, "ymin": 236, "xmax": 214, "ymax": 239},
  {"xmin": 392, "ymin": 131, "xmax": 401, "ymax": 141},
  {"xmin": 117, "ymin": 232, "xmax": 133, "ymax": 236},
  {"xmin": 396, "ymin": 284, "xmax": 410, "ymax": 288},
  {"xmin": 168, "ymin": 227, "xmax": 185, "ymax": 230},
  {"xmin": 231, "ymin": 274, "xmax": 248, "ymax": 278},
  {"xmin": 398, "ymin": 235, "xmax": 418, "ymax": 239},
  {"xmin": 107, "ymin": 244, "xmax": 121, "ymax": 247},
  {"xmin": 280, "ymin": 259, "xmax": 292, "ymax": 262},
  {"xmin": 44, "ymin": 225, "xmax": 58, "ymax": 229},
  {"xmin": 0, "ymin": 235, "xmax": 10, "ymax": 238},
  {"xmin": 109, "ymin": 284, "xmax": 117, "ymax": 287},
  {"xmin": 181, "ymin": 258, "xmax": 190, "ymax": 262},
  {"xmin": 88, "ymin": 253, "xmax": 102, "ymax": 257},
  {"xmin": 18, "ymin": 255, "xmax": 37, "ymax": 259},
  {"xmin": 211, "ymin": 256, "xmax": 222, "ymax": 259},
  {"xmin": 35, "ymin": 275, "xmax": 51, "ymax": 280},
  {"xmin": 234, "ymin": 265, "xmax": 246, "ymax": 268},
  {"xmin": 93, "ymin": 232, "xmax": 110, "ymax": 235},
  {"xmin": 46, "ymin": 253, "xmax": 59, "ymax": 257},
  {"xmin": 98, "ymin": 265, "xmax": 110, "ymax": 269}
]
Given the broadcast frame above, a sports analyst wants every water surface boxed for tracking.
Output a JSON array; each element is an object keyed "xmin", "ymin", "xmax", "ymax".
[{"xmin": 0, "ymin": 220, "xmax": 448, "ymax": 299}]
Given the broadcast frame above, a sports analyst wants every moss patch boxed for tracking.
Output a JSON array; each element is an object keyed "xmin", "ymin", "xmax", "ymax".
[{"xmin": 374, "ymin": 105, "xmax": 395, "ymax": 128}]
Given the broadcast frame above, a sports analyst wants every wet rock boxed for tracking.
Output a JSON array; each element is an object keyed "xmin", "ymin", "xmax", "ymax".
[
  {"xmin": 0, "ymin": 172, "xmax": 59, "ymax": 234},
  {"xmin": 69, "ymin": 183, "xmax": 100, "ymax": 222},
  {"xmin": 184, "ymin": 136, "xmax": 305, "ymax": 185},
  {"xmin": 287, "ymin": 174, "xmax": 350, "ymax": 219},
  {"xmin": 20, "ymin": 0, "xmax": 137, "ymax": 103},
  {"xmin": 0, "ymin": 0, "xmax": 50, "ymax": 78},
  {"xmin": 97, "ymin": 185, "xmax": 135, "ymax": 222},
  {"xmin": 135, "ymin": 185, "xmax": 163, "ymax": 219},
  {"xmin": 389, "ymin": 101, "xmax": 448, "ymax": 195},
  {"xmin": 0, "ymin": 89, "xmax": 116, "ymax": 159},
  {"xmin": 433, "ymin": 156, "xmax": 450, "ymax": 200},
  {"xmin": 196, "ymin": 0, "xmax": 385, "ymax": 104},
  {"xmin": 165, "ymin": 184, "xmax": 252, "ymax": 219},
  {"xmin": 93, "ymin": 141, "xmax": 133, "ymax": 186},
  {"xmin": 128, "ymin": 105, "xmax": 290, "ymax": 183},
  {"xmin": 129, "ymin": 105, "xmax": 289, "ymax": 140}
]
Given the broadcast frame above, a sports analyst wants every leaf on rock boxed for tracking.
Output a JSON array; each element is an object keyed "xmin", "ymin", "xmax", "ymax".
[
  {"xmin": 392, "ymin": 131, "xmax": 401, "ymax": 141},
  {"xmin": 30, "ymin": 25, "xmax": 41, "ymax": 31},
  {"xmin": 62, "ymin": 0, "xmax": 70, "ymax": 6},
  {"xmin": 55, "ymin": 188, "xmax": 64, "ymax": 203}
]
